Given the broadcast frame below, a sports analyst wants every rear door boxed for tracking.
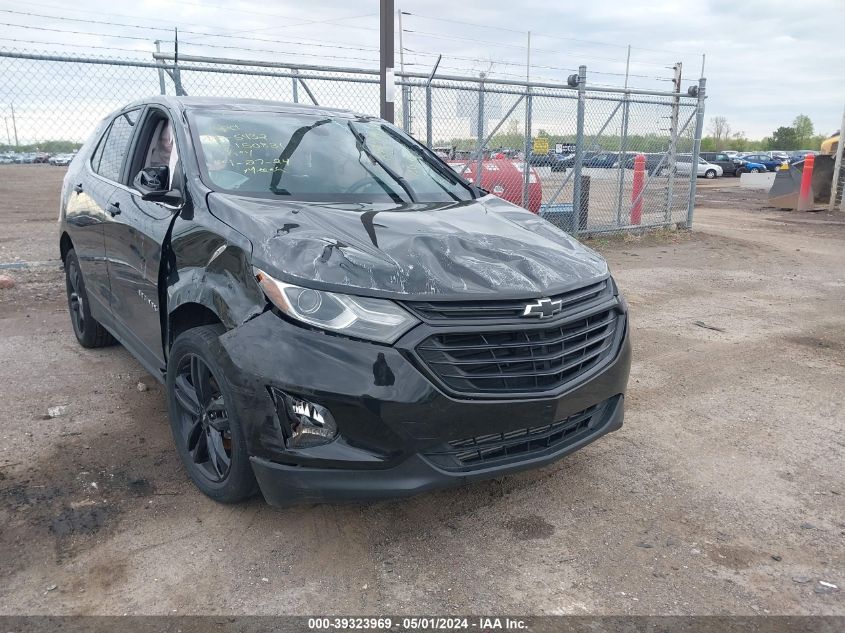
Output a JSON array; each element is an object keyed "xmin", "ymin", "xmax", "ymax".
[
  {"xmin": 102, "ymin": 107, "xmax": 183, "ymax": 375},
  {"xmin": 65, "ymin": 110, "xmax": 140, "ymax": 316}
]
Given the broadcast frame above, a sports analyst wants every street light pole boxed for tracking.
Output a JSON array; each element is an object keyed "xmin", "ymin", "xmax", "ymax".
[{"xmin": 380, "ymin": 0, "xmax": 395, "ymax": 122}]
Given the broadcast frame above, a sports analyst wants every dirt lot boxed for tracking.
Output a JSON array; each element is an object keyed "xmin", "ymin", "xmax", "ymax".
[{"xmin": 0, "ymin": 164, "xmax": 843, "ymax": 615}]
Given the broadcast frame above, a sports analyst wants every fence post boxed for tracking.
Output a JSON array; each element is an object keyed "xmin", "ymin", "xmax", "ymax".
[
  {"xmin": 154, "ymin": 40, "xmax": 166, "ymax": 95},
  {"xmin": 424, "ymin": 55, "xmax": 441, "ymax": 150},
  {"xmin": 474, "ymin": 73, "xmax": 486, "ymax": 192},
  {"xmin": 425, "ymin": 85, "xmax": 433, "ymax": 148},
  {"xmin": 828, "ymin": 104, "xmax": 845, "ymax": 212},
  {"xmin": 292, "ymin": 69, "xmax": 299, "ymax": 103},
  {"xmin": 686, "ymin": 77, "xmax": 706, "ymax": 228},
  {"xmin": 572, "ymin": 65, "xmax": 587, "ymax": 235},
  {"xmin": 664, "ymin": 62, "xmax": 682, "ymax": 225},
  {"xmin": 521, "ymin": 87, "xmax": 532, "ymax": 209},
  {"xmin": 615, "ymin": 93, "xmax": 629, "ymax": 227}
]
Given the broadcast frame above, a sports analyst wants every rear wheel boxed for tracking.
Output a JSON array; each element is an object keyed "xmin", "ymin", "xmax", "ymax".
[
  {"xmin": 705, "ymin": 169, "xmax": 717, "ymax": 179},
  {"xmin": 750, "ymin": 167, "xmax": 761, "ymax": 174},
  {"xmin": 166, "ymin": 325, "xmax": 257, "ymax": 503},
  {"xmin": 64, "ymin": 249, "xmax": 115, "ymax": 348}
]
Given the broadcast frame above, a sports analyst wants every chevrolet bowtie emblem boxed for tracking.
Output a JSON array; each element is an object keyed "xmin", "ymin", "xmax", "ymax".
[{"xmin": 522, "ymin": 297, "xmax": 563, "ymax": 318}]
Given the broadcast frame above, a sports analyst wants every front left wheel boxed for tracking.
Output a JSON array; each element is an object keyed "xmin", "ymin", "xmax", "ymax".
[
  {"xmin": 166, "ymin": 325, "xmax": 258, "ymax": 503},
  {"xmin": 704, "ymin": 169, "xmax": 717, "ymax": 179}
]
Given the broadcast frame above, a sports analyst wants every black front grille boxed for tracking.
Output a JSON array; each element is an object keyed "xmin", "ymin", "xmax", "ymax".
[
  {"xmin": 416, "ymin": 309, "xmax": 618, "ymax": 395},
  {"xmin": 425, "ymin": 400, "xmax": 609, "ymax": 470},
  {"xmin": 405, "ymin": 279, "xmax": 609, "ymax": 322}
]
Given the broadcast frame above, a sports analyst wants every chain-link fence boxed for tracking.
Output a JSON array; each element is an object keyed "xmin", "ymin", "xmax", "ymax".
[{"xmin": 0, "ymin": 47, "xmax": 709, "ymax": 234}]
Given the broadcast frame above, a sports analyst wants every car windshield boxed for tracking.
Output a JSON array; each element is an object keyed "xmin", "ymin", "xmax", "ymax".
[{"xmin": 188, "ymin": 110, "xmax": 476, "ymax": 203}]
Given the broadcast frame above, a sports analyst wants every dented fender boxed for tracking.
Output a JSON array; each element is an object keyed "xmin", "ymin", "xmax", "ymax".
[{"xmin": 165, "ymin": 205, "xmax": 266, "ymax": 332}]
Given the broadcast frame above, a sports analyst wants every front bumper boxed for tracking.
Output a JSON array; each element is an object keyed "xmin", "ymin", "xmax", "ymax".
[
  {"xmin": 218, "ymin": 307, "xmax": 631, "ymax": 506},
  {"xmin": 251, "ymin": 394, "xmax": 624, "ymax": 505}
]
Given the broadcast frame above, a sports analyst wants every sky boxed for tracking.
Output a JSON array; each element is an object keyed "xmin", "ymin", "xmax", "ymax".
[{"xmin": 1, "ymin": 0, "xmax": 844, "ymax": 141}]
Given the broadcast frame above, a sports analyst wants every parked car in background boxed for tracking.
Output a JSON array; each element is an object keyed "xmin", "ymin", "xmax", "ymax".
[
  {"xmin": 674, "ymin": 155, "xmax": 723, "ymax": 179},
  {"xmin": 49, "ymin": 153, "xmax": 74, "ymax": 166},
  {"xmin": 740, "ymin": 153, "xmax": 786, "ymax": 171},
  {"xmin": 770, "ymin": 151, "xmax": 790, "ymax": 161},
  {"xmin": 623, "ymin": 153, "xmax": 667, "ymax": 176},
  {"xmin": 58, "ymin": 96, "xmax": 630, "ymax": 506},
  {"xmin": 721, "ymin": 150, "xmax": 740, "ymax": 158},
  {"xmin": 550, "ymin": 153, "xmax": 571, "ymax": 172},
  {"xmin": 700, "ymin": 152, "xmax": 741, "ymax": 176},
  {"xmin": 735, "ymin": 159, "xmax": 767, "ymax": 174},
  {"xmin": 584, "ymin": 152, "xmax": 621, "ymax": 168},
  {"xmin": 34, "ymin": 152, "xmax": 52, "ymax": 163},
  {"xmin": 0, "ymin": 154, "xmax": 14, "ymax": 164},
  {"xmin": 789, "ymin": 150, "xmax": 818, "ymax": 163},
  {"xmin": 528, "ymin": 152, "xmax": 553, "ymax": 167}
]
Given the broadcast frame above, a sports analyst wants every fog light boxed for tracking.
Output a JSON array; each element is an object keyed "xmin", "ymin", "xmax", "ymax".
[{"xmin": 271, "ymin": 389, "xmax": 338, "ymax": 448}]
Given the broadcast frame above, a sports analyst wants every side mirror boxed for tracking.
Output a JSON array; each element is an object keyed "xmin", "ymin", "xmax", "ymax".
[{"xmin": 134, "ymin": 166, "xmax": 181, "ymax": 204}]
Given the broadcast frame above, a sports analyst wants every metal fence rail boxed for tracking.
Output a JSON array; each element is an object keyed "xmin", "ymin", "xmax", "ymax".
[{"xmin": 0, "ymin": 47, "xmax": 708, "ymax": 234}]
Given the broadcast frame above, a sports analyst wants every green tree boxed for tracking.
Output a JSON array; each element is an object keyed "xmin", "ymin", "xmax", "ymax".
[
  {"xmin": 769, "ymin": 126, "xmax": 798, "ymax": 150},
  {"xmin": 792, "ymin": 114, "xmax": 814, "ymax": 148}
]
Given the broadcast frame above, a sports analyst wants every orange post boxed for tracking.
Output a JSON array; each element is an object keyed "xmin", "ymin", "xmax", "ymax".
[
  {"xmin": 630, "ymin": 153, "xmax": 645, "ymax": 225},
  {"xmin": 797, "ymin": 154, "xmax": 815, "ymax": 211}
]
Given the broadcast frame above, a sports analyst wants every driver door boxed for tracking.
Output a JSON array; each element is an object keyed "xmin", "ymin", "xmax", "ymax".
[{"xmin": 102, "ymin": 107, "xmax": 182, "ymax": 375}]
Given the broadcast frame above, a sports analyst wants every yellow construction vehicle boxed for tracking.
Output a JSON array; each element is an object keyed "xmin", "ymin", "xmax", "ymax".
[{"xmin": 820, "ymin": 130, "xmax": 839, "ymax": 156}]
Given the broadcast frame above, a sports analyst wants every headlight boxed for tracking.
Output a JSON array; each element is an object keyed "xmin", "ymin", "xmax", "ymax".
[{"xmin": 255, "ymin": 269, "xmax": 419, "ymax": 343}]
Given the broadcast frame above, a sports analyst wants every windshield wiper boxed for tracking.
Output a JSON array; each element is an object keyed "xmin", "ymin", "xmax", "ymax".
[
  {"xmin": 380, "ymin": 125, "xmax": 476, "ymax": 199},
  {"xmin": 269, "ymin": 118, "xmax": 330, "ymax": 195},
  {"xmin": 347, "ymin": 122, "xmax": 417, "ymax": 203}
]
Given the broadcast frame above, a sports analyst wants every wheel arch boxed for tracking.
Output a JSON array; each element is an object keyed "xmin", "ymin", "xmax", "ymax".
[{"xmin": 60, "ymin": 232, "xmax": 73, "ymax": 264}]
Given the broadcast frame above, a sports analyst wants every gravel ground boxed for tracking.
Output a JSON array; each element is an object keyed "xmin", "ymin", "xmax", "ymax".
[{"xmin": 0, "ymin": 165, "xmax": 843, "ymax": 615}]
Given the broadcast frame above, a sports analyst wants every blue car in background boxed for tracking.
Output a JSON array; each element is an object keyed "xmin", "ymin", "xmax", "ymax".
[
  {"xmin": 735, "ymin": 159, "xmax": 767, "ymax": 174},
  {"xmin": 740, "ymin": 153, "xmax": 786, "ymax": 172}
]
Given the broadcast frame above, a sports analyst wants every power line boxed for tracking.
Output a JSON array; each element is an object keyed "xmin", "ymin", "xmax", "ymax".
[
  {"xmin": 0, "ymin": 36, "xmax": 153, "ymax": 54},
  {"xmin": 401, "ymin": 11, "xmax": 693, "ymax": 58},
  {"xmin": 0, "ymin": 21, "xmax": 165, "ymax": 43}
]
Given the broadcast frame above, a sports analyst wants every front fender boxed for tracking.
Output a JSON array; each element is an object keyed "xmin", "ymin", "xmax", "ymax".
[{"xmin": 166, "ymin": 218, "xmax": 265, "ymax": 330}]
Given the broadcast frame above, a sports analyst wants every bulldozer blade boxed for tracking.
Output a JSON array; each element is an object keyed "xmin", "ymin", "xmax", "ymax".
[{"xmin": 768, "ymin": 155, "xmax": 834, "ymax": 210}]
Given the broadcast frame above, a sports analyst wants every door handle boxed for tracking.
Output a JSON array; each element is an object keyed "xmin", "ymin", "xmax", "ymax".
[
  {"xmin": 108, "ymin": 201, "xmax": 121, "ymax": 217},
  {"xmin": 73, "ymin": 183, "xmax": 83, "ymax": 194}
]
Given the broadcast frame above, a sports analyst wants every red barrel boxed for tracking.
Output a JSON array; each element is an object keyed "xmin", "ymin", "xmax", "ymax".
[{"xmin": 797, "ymin": 154, "xmax": 815, "ymax": 211}]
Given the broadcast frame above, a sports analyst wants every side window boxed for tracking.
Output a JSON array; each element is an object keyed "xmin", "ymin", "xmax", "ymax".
[
  {"xmin": 136, "ymin": 114, "xmax": 180, "ymax": 190},
  {"xmin": 90, "ymin": 125, "xmax": 109, "ymax": 174},
  {"xmin": 95, "ymin": 109, "xmax": 140, "ymax": 182}
]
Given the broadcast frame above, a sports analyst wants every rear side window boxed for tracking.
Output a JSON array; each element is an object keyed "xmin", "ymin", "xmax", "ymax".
[{"xmin": 92, "ymin": 109, "xmax": 140, "ymax": 182}]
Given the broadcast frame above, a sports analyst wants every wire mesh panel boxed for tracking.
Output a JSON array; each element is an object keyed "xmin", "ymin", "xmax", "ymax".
[
  {"xmin": 0, "ymin": 47, "xmax": 706, "ymax": 233},
  {"xmin": 0, "ymin": 49, "xmax": 163, "ymax": 148}
]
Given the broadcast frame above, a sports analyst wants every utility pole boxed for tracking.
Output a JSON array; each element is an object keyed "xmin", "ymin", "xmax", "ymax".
[
  {"xmin": 379, "ymin": 0, "xmax": 395, "ymax": 123},
  {"xmin": 4, "ymin": 117, "xmax": 10, "ymax": 146},
  {"xmin": 10, "ymin": 102, "xmax": 19, "ymax": 149}
]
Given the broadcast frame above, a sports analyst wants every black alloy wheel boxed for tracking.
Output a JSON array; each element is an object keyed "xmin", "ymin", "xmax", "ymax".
[
  {"xmin": 172, "ymin": 353, "xmax": 233, "ymax": 483},
  {"xmin": 166, "ymin": 325, "xmax": 257, "ymax": 503}
]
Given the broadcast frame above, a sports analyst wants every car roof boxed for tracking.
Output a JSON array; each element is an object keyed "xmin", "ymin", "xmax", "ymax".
[{"xmin": 117, "ymin": 96, "xmax": 363, "ymax": 119}]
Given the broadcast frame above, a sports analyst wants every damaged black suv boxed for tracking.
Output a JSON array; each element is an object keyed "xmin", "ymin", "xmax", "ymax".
[{"xmin": 59, "ymin": 97, "xmax": 631, "ymax": 506}]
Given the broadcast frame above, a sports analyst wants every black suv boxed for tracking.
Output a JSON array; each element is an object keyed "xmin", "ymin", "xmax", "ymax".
[
  {"xmin": 59, "ymin": 97, "xmax": 631, "ymax": 506},
  {"xmin": 699, "ymin": 152, "xmax": 741, "ymax": 176}
]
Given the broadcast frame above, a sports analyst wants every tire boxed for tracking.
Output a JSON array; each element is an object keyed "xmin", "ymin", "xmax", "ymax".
[
  {"xmin": 750, "ymin": 168, "xmax": 760, "ymax": 174},
  {"xmin": 704, "ymin": 169, "xmax": 717, "ymax": 179},
  {"xmin": 64, "ymin": 249, "xmax": 116, "ymax": 348},
  {"xmin": 166, "ymin": 324, "xmax": 258, "ymax": 503}
]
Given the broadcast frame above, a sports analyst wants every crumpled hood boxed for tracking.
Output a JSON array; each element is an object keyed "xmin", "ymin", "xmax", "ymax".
[{"xmin": 207, "ymin": 193, "xmax": 608, "ymax": 301}]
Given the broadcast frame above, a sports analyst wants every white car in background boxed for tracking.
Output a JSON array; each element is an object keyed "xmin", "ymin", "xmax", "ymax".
[{"xmin": 674, "ymin": 154, "xmax": 723, "ymax": 179}]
